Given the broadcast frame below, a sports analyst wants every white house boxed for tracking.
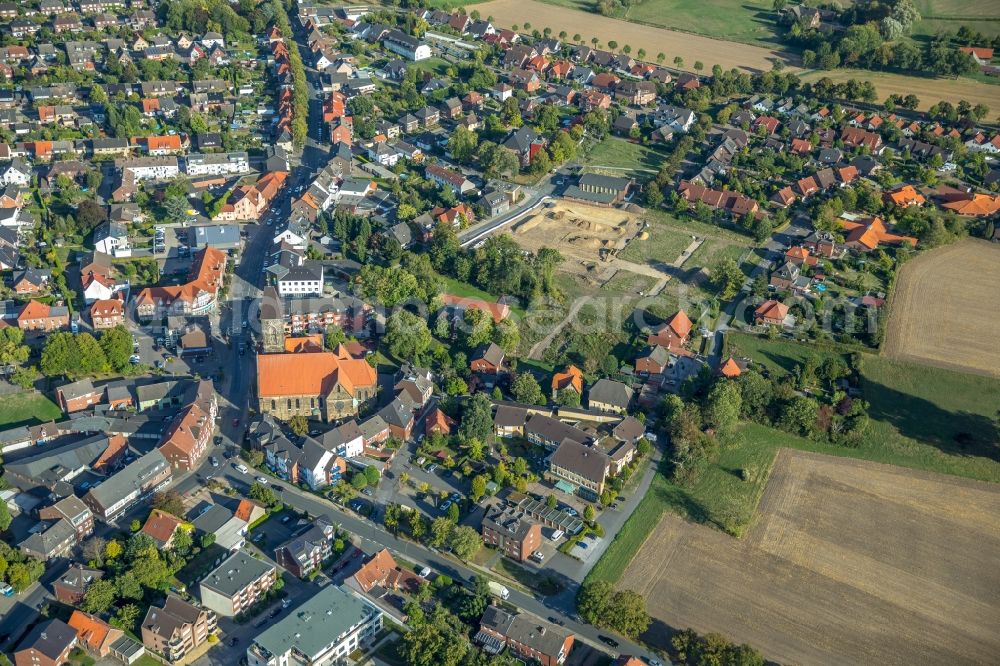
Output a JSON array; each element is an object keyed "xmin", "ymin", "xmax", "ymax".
[
  {"xmin": 116, "ymin": 157, "xmax": 180, "ymax": 182},
  {"xmin": 184, "ymin": 152, "xmax": 250, "ymax": 176},
  {"xmin": 93, "ymin": 221, "xmax": 131, "ymax": 256},
  {"xmin": 200, "ymin": 31, "xmax": 224, "ymax": 49},
  {"xmin": 299, "ymin": 439, "xmax": 335, "ymax": 491},
  {"xmin": 276, "ymin": 262, "xmax": 324, "ymax": 297},
  {"xmin": 82, "ymin": 273, "xmax": 121, "ymax": 303},
  {"xmin": 0, "ymin": 160, "xmax": 30, "ymax": 186},
  {"xmin": 382, "ymin": 29, "xmax": 431, "ymax": 61}
]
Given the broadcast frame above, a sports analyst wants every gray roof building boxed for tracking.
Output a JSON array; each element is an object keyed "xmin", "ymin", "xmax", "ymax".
[
  {"xmin": 189, "ymin": 224, "xmax": 241, "ymax": 250},
  {"xmin": 587, "ymin": 378, "xmax": 633, "ymax": 411},
  {"xmin": 200, "ymin": 549, "xmax": 275, "ymax": 599},
  {"xmin": 248, "ymin": 586, "xmax": 380, "ymax": 664}
]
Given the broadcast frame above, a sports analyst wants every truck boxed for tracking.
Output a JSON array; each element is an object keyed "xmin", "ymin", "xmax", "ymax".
[{"xmin": 488, "ymin": 581, "xmax": 510, "ymax": 601}]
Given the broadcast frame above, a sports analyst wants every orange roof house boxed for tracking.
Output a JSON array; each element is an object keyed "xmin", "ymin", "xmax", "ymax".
[
  {"xmin": 68, "ymin": 611, "xmax": 123, "ymax": 658},
  {"xmin": 133, "ymin": 246, "xmax": 226, "ymax": 317},
  {"xmin": 136, "ymin": 134, "xmax": 183, "ymax": 154},
  {"xmin": 235, "ymin": 499, "xmax": 266, "ymax": 524},
  {"xmin": 256, "ymin": 351, "xmax": 378, "ymax": 421},
  {"xmin": 284, "ymin": 334, "xmax": 324, "ymax": 353},
  {"xmin": 959, "ymin": 46, "xmax": 994, "ymax": 62},
  {"xmin": 838, "ymin": 215, "xmax": 917, "ymax": 252},
  {"xmin": 719, "ymin": 357, "xmax": 743, "ymax": 378},
  {"xmin": 141, "ymin": 98, "xmax": 161, "ymax": 114},
  {"xmin": 785, "ymin": 246, "xmax": 817, "ymax": 267},
  {"xmin": 939, "ymin": 192, "xmax": 1000, "ymax": 216},
  {"xmin": 439, "ymin": 294, "xmax": 510, "ymax": 323},
  {"xmin": 647, "ymin": 309, "xmax": 692, "ymax": 350},
  {"xmin": 754, "ymin": 300, "xmax": 789, "ymax": 326},
  {"xmin": 884, "ymin": 184, "xmax": 925, "ymax": 208},
  {"xmin": 214, "ymin": 171, "xmax": 289, "ymax": 221},
  {"xmin": 425, "ymin": 407, "xmax": 456, "ymax": 437},
  {"xmin": 141, "ymin": 509, "xmax": 185, "ymax": 549},
  {"xmin": 351, "ymin": 548, "xmax": 421, "ymax": 594},
  {"xmin": 551, "ymin": 365, "xmax": 584, "ymax": 397}
]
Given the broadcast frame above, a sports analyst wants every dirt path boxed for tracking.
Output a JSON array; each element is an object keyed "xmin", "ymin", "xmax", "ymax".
[{"xmin": 527, "ymin": 295, "xmax": 590, "ymax": 359}]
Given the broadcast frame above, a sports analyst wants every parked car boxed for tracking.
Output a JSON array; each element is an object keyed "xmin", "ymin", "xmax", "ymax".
[
  {"xmin": 234, "ymin": 463, "xmax": 249, "ymax": 474},
  {"xmin": 549, "ymin": 530, "xmax": 564, "ymax": 541},
  {"xmin": 209, "ymin": 457, "xmax": 219, "ymax": 467},
  {"xmin": 599, "ymin": 635, "xmax": 619, "ymax": 648},
  {"xmin": 0, "ymin": 583, "xmax": 13, "ymax": 597},
  {"xmin": 255, "ymin": 476, "xmax": 268, "ymax": 485},
  {"xmin": 440, "ymin": 500, "xmax": 452, "ymax": 512},
  {"xmin": 426, "ymin": 463, "xmax": 439, "ymax": 473}
]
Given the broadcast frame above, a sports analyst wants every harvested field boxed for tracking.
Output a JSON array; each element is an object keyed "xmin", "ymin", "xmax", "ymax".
[
  {"xmin": 883, "ymin": 239, "xmax": 1000, "ymax": 378},
  {"xmin": 473, "ymin": 0, "xmax": 794, "ymax": 73},
  {"xmin": 620, "ymin": 449, "xmax": 1000, "ymax": 665},
  {"xmin": 799, "ymin": 69, "xmax": 1000, "ymax": 111}
]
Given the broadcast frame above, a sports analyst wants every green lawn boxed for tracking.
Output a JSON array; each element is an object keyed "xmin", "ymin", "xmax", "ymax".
[
  {"xmin": 536, "ymin": 0, "xmax": 781, "ymax": 46},
  {"xmin": 0, "ymin": 391, "xmax": 63, "ymax": 428},
  {"xmin": 406, "ymin": 57, "xmax": 454, "ymax": 77},
  {"xmin": 619, "ymin": 221, "xmax": 693, "ymax": 267},
  {"xmin": 588, "ymin": 336, "xmax": 1000, "ymax": 585},
  {"xmin": 583, "ymin": 138, "xmax": 670, "ymax": 178}
]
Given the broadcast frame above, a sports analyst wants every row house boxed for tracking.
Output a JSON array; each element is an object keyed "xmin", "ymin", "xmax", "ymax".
[
  {"xmin": 158, "ymin": 380, "xmax": 217, "ymax": 471},
  {"xmin": 133, "ymin": 246, "xmax": 226, "ymax": 318},
  {"xmin": 82, "ymin": 450, "xmax": 172, "ymax": 522}
]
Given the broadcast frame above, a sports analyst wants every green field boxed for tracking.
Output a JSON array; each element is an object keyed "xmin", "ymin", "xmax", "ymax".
[
  {"xmin": 588, "ymin": 336, "xmax": 1000, "ymax": 584},
  {"xmin": 0, "ymin": 391, "xmax": 63, "ymax": 429},
  {"xmin": 619, "ymin": 220, "xmax": 692, "ymax": 267},
  {"xmin": 536, "ymin": 0, "xmax": 780, "ymax": 46},
  {"xmin": 911, "ymin": 0, "xmax": 1000, "ymax": 38},
  {"xmin": 407, "ymin": 56, "xmax": 454, "ymax": 77},
  {"xmin": 583, "ymin": 138, "xmax": 670, "ymax": 178}
]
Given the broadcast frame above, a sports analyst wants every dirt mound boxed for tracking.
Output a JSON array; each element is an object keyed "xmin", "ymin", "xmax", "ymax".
[
  {"xmin": 638, "ymin": 231, "xmax": 650, "ymax": 240},
  {"xmin": 568, "ymin": 236, "xmax": 603, "ymax": 249}
]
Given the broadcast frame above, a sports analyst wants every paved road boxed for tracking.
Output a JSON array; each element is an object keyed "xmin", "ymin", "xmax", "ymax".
[{"xmin": 212, "ymin": 463, "xmax": 662, "ymax": 663}]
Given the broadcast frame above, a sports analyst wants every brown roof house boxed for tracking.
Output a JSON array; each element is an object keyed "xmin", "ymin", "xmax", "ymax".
[
  {"xmin": 470, "ymin": 342, "xmax": 506, "ymax": 374},
  {"xmin": 141, "ymin": 596, "xmax": 216, "ymax": 663},
  {"xmin": 476, "ymin": 605, "xmax": 574, "ymax": 666},
  {"xmin": 14, "ymin": 619, "xmax": 78, "ymax": 666},
  {"xmin": 634, "ymin": 345, "xmax": 670, "ymax": 376},
  {"xmin": 141, "ymin": 509, "xmax": 186, "ymax": 549},
  {"xmin": 52, "ymin": 563, "xmax": 104, "ymax": 606},
  {"xmin": 754, "ymin": 300, "xmax": 790, "ymax": 327},
  {"xmin": 348, "ymin": 548, "xmax": 421, "ymax": 596}
]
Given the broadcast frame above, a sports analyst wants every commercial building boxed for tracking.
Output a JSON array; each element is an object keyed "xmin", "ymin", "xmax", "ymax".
[
  {"xmin": 184, "ymin": 151, "xmax": 250, "ymax": 176},
  {"xmin": 82, "ymin": 450, "xmax": 172, "ymax": 522}
]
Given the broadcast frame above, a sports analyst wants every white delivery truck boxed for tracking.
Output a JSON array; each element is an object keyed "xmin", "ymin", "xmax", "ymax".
[{"xmin": 488, "ymin": 581, "xmax": 510, "ymax": 601}]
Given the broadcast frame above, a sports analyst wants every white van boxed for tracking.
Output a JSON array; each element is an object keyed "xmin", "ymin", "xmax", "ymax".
[{"xmin": 549, "ymin": 530, "xmax": 564, "ymax": 541}]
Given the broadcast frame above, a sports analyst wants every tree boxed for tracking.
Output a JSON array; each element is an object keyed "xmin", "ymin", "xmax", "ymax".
[
  {"xmin": 288, "ymin": 415, "xmax": 309, "ymax": 436},
  {"xmin": 556, "ymin": 387, "xmax": 581, "ymax": 407},
  {"xmin": 351, "ymin": 474, "xmax": 368, "ymax": 490},
  {"xmin": 460, "ymin": 393, "xmax": 494, "ymax": 442},
  {"xmin": 364, "ymin": 465, "xmax": 380, "ymax": 486},
  {"xmin": 583, "ymin": 504, "xmax": 596, "ymax": 522},
  {"xmin": 82, "ymin": 579, "xmax": 118, "ymax": 614},
  {"xmin": 429, "ymin": 517, "xmax": 453, "ymax": 548},
  {"xmin": 511, "ymin": 372, "xmax": 544, "ymax": 404},
  {"xmin": 200, "ymin": 533, "xmax": 216, "ymax": 549},
  {"xmin": 113, "ymin": 604, "xmax": 142, "ymax": 633},
  {"xmin": 448, "ymin": 525, "xmax": 483, "ymax": 560},
  {"xmin": 246, "ymin": 449, "xmax": 264, "ymax": 467},
  {"xmin": 152, "ymin": 491, "xmax": 185, "ymax": 517},
  {"xmin": 104, "ymin": 539, "xmax": 122, "ymax": 560},
  {"xmin": 0, "ymin": 502, "xmax": 10, "ymax": 533},
  {"xmin": 470, "ymin": 474, "xmax": 488, "ymax": 502},
  {"xmin": 386, "ymin": 310, "xmax": 432, "ymax": 361},
  {"xmin": 0, "ymin": 328, "xmax": 29, "ymax": 368},
  {"xmin": 117, "ymin": 572, "xmax": 143, "ymax": 600},
  {"xmin": 100, "ymin": 326, "xmax": 134, "ymax": 372},
  {"xmin": 172, "ymin": 528, "xmax": 193, "ymax": 552},
  {"xmin": 75, "ymin": 333, "xmax": 109, "ymax": 376},
  {"xmin": 577, "ymin": 580, "xmax": 613, "ymax": 624},
  {"xmin": 546, "ymin": 494, "xmax": 558, "ymax": 509},
  {"xmin": 325, "ymin": 324, "xmax": 347, "ymax": 349},
  {"xmin": 249, "ymin": 482, "xmax": 279, "ymax": 507},
  {"xmin": 710, "ymin": 258, "xmax": 745, "ymax": 301},
  {"xmin": 704, "ymin": 380, "xmax": 742, "ymax": 433},
  {"xmin": 608, "ymin": 589, "xmax": 651, "ymax": 637},
  {"xmin": 779, "ymin": 396, "xmax": 820, "ymax": 436},
  {"xmin": 448, "ymin": 125, "xmax": 478, "ymax": 164},
  {"xmin": 40, "ymin": 332, "xmax": 78, "ymax": 378}
]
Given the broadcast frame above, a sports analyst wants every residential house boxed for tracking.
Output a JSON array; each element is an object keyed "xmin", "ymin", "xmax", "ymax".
[
  {"xmin": 67, "ymin": 611, "xmax": 126, "ymax": 660},
  {"xmin": 38, "ymin": 495, "xmax": 93, "ymax": 542},
  {"xmin": 17, "ymin": 299, "xmax": 69, "ymax": 333},
  {"xmin": 471, "ymin": 342, "xmax": 505, "ymax": 374},
  {"xmin": 82, "ymin": 450, "xmax": 172, "ymax": 522},
  {"xmin": 587, "ymin": 379, "xmax": 633, "ymax": 414},
  {"xmin": 838, "ymin": 214, "xmax": 918, "ymax": 251},
  {"xmin": 754, "ymin": 300, "xmax": 789, "ymax": 326},
  {"xmin": 141, "ymin": 509, "xmax": 185, "ymax": 549},
  {"xmin": 14, "ymin": 620, "xmax": 78, "ymax": 666},
  {"xmin": 481, "ymin": 505, "xmax": 541, "ymax": 562},
  {"xmin": 246, "ymin": 586, "xmax": 382, "ymax": 666},
  {"xmin": 477, "ymin": 606, "xmax": 574, "ymax": 666},
  {"xmin": 90, "ymin": 297, "xmax": 124, "ymax": 329},
  {"xmin": 158, "ymin": 380, "xmax": 217, "ymax": 471},
  {"xmin": 18, "ymin": 518, "xmax": 77, "ymax": 561},
  {"xmin": 52, "ymin": 564, "xmax": 104, "ymax": 606},
  {"xmin": 273, "ymin": 518, "xmax": 336, "ymax": 578},
  {"xmin": 551, "ymin": 365, "xmax": 584, "ymax": 400},
  {"xmin": 141, "ymin": 596, "xmax": 216, "ymax": 663},
  {"xmin": 199, "ymin": 550, "xmax": 277, "ymax": 617}
]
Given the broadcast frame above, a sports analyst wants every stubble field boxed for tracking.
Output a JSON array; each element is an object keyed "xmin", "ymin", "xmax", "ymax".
[
  {"xmin": 619, "ymin": 449, "xmax": 1000, "ymax": 665},
  {"xmin": 882, "ymin": 238, "xmax": 1000, "ymax": 378}
]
